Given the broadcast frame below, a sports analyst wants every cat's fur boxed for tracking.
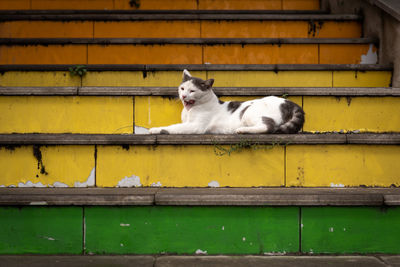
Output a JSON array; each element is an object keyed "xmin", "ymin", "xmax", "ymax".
[{"xmin": 149, "ymin": 70, "xmax": 304, "ymax": 134}]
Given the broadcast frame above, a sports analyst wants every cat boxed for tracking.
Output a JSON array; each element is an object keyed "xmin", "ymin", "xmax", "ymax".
[{"xmin": 149, "ymin": 70, "xmax": 304, "ymax": 134}]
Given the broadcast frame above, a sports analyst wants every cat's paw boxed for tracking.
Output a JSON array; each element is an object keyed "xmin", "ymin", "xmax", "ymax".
[
  {"xmin": 235, "ymin": 127, "xmax": 248, "ymax": 134},
  {"xmin": 149, "ymin": 127, "xmax": 169, "ymax": 134}
]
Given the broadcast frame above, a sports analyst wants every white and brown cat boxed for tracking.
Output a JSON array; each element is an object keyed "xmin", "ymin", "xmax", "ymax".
[{"xmin": 149, "ymin": 70, "xmax": 304, "ymax": 134}]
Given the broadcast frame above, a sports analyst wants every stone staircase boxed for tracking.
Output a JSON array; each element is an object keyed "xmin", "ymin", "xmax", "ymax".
[{"xmin": 0, "ymin": 0, "xmax": 399, "ymax": 262}]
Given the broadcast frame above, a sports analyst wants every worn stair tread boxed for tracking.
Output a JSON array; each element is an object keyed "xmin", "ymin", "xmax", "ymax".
[
  {"xmin": 1, "ymin": 86, "xmax": 399, "ymax": 96},
  {"xmin": 0, "ymin": 13, "xmax": 361, "ymax": 21},
  {"xmin": 0, "ymin": 37, "xmax": 378, "ymax": 45},
  {"xmin": 0, "ymin": 64, "xmax": 393, "ymax": 71},
  {"xmin": 0, "ymin": 188, "xmax": 399, "ymax": 206},
  {"xmin": 0, "ymin": 133, "xmax": 399, "ymax": 145}
]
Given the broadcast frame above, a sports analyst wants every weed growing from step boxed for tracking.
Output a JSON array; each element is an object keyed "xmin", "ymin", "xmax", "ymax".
[
  {"xmin": 69, "ymin": 65, "xmax": 87, "ymax": 77},
  {"xmin": 129, "ymin": 0, "xmax": 140, "ymax": 8},
  {"xmin": 213, "ymin": 140, "xmax": 284, "ymax": 156}
]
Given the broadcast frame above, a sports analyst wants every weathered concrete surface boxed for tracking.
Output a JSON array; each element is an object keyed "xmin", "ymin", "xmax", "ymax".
[
  {"xmin": 322, "ymin": 0, "xmax": 400, "ymax": 86},
  {"xmin": 0, "ymin": 256, "xmax": 155, "ymax": 267},
  {"xmin": 381, "ymin": 256, "xmax": 400, "ymax": 266},
  {"xmin": 0, "ymin": 256, "xmax": 394, "ymax": 267}
]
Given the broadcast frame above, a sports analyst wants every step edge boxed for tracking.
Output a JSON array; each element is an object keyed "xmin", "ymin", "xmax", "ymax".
[
  {"xmin": 0, "ymin": 133, "xmax": 399, "ymax": 145},
  {"xmin": 1, "ymin": 87, "xmax": 399, "ymax": 96}
]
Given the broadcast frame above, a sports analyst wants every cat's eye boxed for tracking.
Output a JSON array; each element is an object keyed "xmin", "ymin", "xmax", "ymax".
[
  {"xmin": 190, "ymin": 90, "xmax": 195, "ymax": 93},
  {"xmin": 180, "ymin": 87, "xmax": 184, "ymax": 90}
]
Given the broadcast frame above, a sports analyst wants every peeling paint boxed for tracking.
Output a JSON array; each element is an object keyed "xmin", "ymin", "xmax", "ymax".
[
  {"xmin": 195, "ymin": 249, "xmax": 207, "ymax": 255},
  {"xmin": 18, "ymin": 181, "xmax": 46, "ymax": 187},
  {"xmin": 41, "ymin": 236, "xmax": 56, "ymax": 241},
  {"xmin": 208, "ymin": 181, "xmax": 220, "ymax": 187},
  {"xmin": 330, "ymin": 183, "xmax": 345, "ymax": 188},
  {"xmin": 360, "ymin": 44, "xmax": 378, "ymax": 64},
  {"xmin": 135, "ymin": 126, "xmax": 149, "ymax": 134},
  {"xmin": 329, "ymin": 227, "xmax": 334, "ymax": 232},
  {"xmin": 74, "ymin": 167, "xmax": 95, "ymax": 187},
  {"xmin": 242, "ymin": 237, "xmax": 246, "ymax": 241},
  {"xmin": 222, "ymin": 226, "xmax": 225, "ymax": 230},
  {"xmin": 150, "ymin": 181, "xmax": 162, "ymax": 187},
  {"xmin": 117, "ymin": 175, "xmax": 142, "ymax": 187},
  {"xmin": 120, "ymin": 223, "xmax": 130, "ymax": 227}
]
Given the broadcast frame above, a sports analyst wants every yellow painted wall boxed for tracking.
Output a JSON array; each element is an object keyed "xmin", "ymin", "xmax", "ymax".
[
  {"xmin": 0, "ymin": 145, "xmax": 94, "ymax": 187},
  {"xmin": 0, "ymin": 0, "xmax": 30, "ymax": 9},
  {"xmin": 0, "ymin": 21, "xmax": 94, "ymax": 38},
  {"xmin": 1, "ymin": 70, "xmax": 391, "ymax": 88},
  {"xmin": 286, "ymin": 145, "xmax": 400, "ymax": 187},
  {"xmin": 2, "ymin": 44, "xmax": 372, "ymax": 65},
  {"xmin": 82, "ymin": 71, "xmax": 206, "ymax": 87},
  {"xmin": 31, "ymin": 0, "xmax": 114, "ymax": 10},
  {"xmin": 204, "ymin": 44, "xmax": 319, "ymax": 64},
  {"xmin": 0, "ymin": 21, "xmax": 361, "ymax": 39},
  {"xmin": 114, "ymin": 0, "xmax": 197, "ymax": 10},
  {"xmin": 0, "ymin": 96, "xmax": 133, "ymax": 134},
  {"xmin": 208, "ymin": 71, "xmax": 333, "ymax": 87},
  {"xmin": 0, "ymin": 45, "xmax": 87, "ymax": 65},
  {"xmin": 303, "ymin": 96, "xmax": 400, "ymax": 132},
  {"xmin": 0, "ymin": 71, "xmax": 81, "ymax": 87},
  {"xmin": 94, "ymin": 21, "xmax": 201, "ymax": 38},
  {"xmin": 96, "ymin": 145, "xmax": 285, "ymax": 187},
  {"xmin": 333, "ymin": 71, "xmax": 392, "ymax": 87}
]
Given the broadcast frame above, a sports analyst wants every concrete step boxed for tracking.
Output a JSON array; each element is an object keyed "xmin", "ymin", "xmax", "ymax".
[
  {"xmin": 0, "ymin": 0, "xmax": 321, "ymax": 11},
  {"xmin": 0, "ymin": 133, "xmax": 399, "ymax": 187},
  {"xmin": 0, "ymin": 38, "xmax": 378, "ymax": 65},
  {"xmin": 0, "ymin": 14, "xmax": 362, "ymax": 38},
  {"xmin": 0, "ymin": 86, "xmax": 399, "ymax": 133},
  {"xmin": 1, "ymin": 187, "xmax": 399, "ymax": 206},
  {"xmin": 0, "ymin": 255, "xmax": 398, "ymax": 266}
]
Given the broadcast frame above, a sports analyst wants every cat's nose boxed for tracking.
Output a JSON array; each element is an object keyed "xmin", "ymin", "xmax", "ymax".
[{"xmin": 182, "ymin": 95, "xmax": 187, "ymax": 99}]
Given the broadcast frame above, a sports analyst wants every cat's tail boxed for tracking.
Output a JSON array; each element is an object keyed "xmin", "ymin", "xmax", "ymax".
[{"xmin": 277, "ymin": 101, "xmax": 305, "ymax": 134}]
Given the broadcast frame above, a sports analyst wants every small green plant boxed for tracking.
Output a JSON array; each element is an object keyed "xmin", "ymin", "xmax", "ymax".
[
  {"xmin": 69, "ymin": 65, "xmax": 87, "ymax": 77},
  {"xmin": 282, "ymin": 93, "xmax": 289, "ymax": 99},
  {"xmin": 213, "ymin": 139, "xmax": 283, "ymax": 156},
  {"xmin": 129, "ymin": 0, "xmax": 140, "ymax": 8}
]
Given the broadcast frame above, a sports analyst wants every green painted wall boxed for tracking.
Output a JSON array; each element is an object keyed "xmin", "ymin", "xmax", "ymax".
[
  {"xmin": 301, "ymin": 207, "xmax": 400, "ymax": 254},
  {"xmin": 0, "ymin": 207, "xmax": 82, "ymax": 254},
  {"xmin": 85, "ymin": 206, "xmax": 299, "ymax": 254},
  {"xmin": 0, "ymin": 206, "xmax": 400, "ymax": 255}
]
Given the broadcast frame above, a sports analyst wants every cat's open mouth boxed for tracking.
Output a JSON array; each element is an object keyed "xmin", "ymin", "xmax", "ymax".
[{"xmin": 183, "ymin": 100, "xmax": 195, "ymax": 108}]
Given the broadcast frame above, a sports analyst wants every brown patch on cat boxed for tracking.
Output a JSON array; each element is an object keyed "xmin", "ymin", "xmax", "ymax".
[
  {"xmin": 227, "ymin": 101, "xmax": 243, "ymax": 113},
  {"xmin": 277, "ymin": 100, "xmax": 305, "ymax": 134},
  {"xmin": 160, "ymin": 129, "xmax": 170, "ymax": 134},
  {"xmin": 239, "ymin": 105, "xmax": 250, "ymax": 120},
  {"xmin": 218, "ymin": 99, "xmax": 225, "ymax": 105},
  {"xmin": 262, "ymin": 117, "xmax": 276, "ymax": 133}
]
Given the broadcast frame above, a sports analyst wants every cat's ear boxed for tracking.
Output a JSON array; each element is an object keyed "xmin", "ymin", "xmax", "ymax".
[
  {"xmin": 204, "ymin": 79, "xmax": 214, "ymax": 89},
  {"xmin": 182, "ymin": 69, "xmax": 192, "ymax": 82}
]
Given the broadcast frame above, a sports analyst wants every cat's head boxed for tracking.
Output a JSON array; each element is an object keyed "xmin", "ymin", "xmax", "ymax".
[{"xmin": 178, "ymin": 69, "xmax": 214, "ymax": 110}]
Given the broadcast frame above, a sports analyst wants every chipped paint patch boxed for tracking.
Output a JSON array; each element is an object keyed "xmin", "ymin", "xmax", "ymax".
[
  {"xmin": 208, "ymin": 180, "xmax": 220, "ymax": 187},
  {"xmin": 52, "ymin": 182, "xmax": 69, "ymax": 187},
  {"xmin": 329, "ymin": 227, "xmax": 334, "ymax": 232},
  {"xmin": 41, "ymin": 236, "xmax": 56, "ymax": 241},
  {"xmin": 360, "ymin": 44, "xmax": 378, "ymax": 64},
  {"xmin": 330, "ymin": 183, "xmax": 345, "ymax": 188},
  {"xmin": 117, "ymin": 175, "xmax": 142, "ymax": 187},
  {"xmin": 242, "ymin": 237, "xmax": 246, "ymax": 241},
  {"xmin": 18, "ymin": 181, "xmax": 46, "ymax": 187},
  {"xmin": 135, "ymin": 126, "xmax": 149, "ymax": 134},
  {"xmin": 151, "ymin": 181, "xmax": 162, "ymax": 187},
  {"xmin": 120, "ymin": 223, "xmax": 130, "ymax": 227},
  {"xmin": 195, "ymin": 249, "xmax": 208, "ymax": 255},
  {"xmin": 74, "ymin": 167, "xmax": 95, "ymax": 187},
  {"xmin": 222, "ymin": 226, "xmax": 225, "ymax": 230}
]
